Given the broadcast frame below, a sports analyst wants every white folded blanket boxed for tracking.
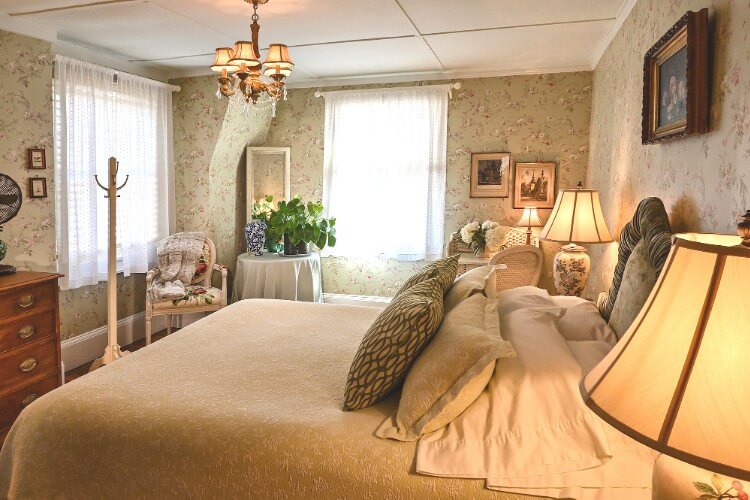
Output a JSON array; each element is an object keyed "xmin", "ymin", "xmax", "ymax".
[
  {"xmin": 416, "ymin": 289, "xmax": 657, "ymax": 499},
  {"xmin": 150, "ymin": 231, "xmax": 205, "ymax": 300}
]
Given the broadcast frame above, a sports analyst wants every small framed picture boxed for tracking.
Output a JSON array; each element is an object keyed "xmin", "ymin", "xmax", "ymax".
[
  {"xmin": 641, "ymin": 9, "xmax": 709, "ymax": 144},
  {"xmin": 28, "ymin": 148, "xmax": 46, "ymax": 169},
  {"xmin": 513, "ymin": 162, "xmax": 556, "ymax": 209},
  {"xmin": 29, "ymin": 177, "xmax": 47, "ymax": 198},
  {"xmin": 470, "ymin": 152, "xmax": 511, "ymax": 198}
]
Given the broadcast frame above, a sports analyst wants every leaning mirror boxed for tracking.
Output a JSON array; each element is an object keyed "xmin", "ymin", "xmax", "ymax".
[{"xmin": 246, "ymin": 146, "xmax": 291, "ymax": 221}]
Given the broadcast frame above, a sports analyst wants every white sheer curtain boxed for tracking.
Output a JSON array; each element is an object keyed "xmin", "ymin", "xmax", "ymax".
[
  {"xmin": 54, "ymin": 55, "xmax": 174, "ymax": 290},
  {"xmin": 322, "ymin": 85, "xmax": 448, "ymax": 261}
]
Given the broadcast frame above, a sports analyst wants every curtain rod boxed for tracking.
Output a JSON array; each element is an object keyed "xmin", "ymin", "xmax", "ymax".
[
  {"xmin": 54, "ymin": 54, "xmax": 181, "ymax": 92},
  {"xmin": 314, "ymin": 82, "xmax": 461, "ymax": 99}
]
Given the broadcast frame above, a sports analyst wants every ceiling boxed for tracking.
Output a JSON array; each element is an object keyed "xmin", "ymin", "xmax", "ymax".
[{"xmin": 0, "ymin": 0, "xmax": 636, "ymax": 86}]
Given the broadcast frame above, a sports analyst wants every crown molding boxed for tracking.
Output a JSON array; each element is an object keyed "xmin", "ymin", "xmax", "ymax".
[
  {"xmin": 590, "ymin": 0, "xmax": 637, "ymax": 69},
  {"xmin": 166, "ymin": 64, "xmax": 593, "ymax": 87}
]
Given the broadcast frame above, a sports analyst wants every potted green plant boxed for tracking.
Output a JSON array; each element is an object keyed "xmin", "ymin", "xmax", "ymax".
[{"xmin": 265, "ymin": 197, "xmax": 336, "ymax": 256}]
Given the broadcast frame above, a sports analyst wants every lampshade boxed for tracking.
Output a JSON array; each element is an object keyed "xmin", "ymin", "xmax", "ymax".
[
  {"xmin": 582, "ymin": 233, "xmax": 750, "ymax": 480},
  {"xmin": 211, "ymin": 48, "xmax": 240, "ymax": 73},
  {"xmin": 229, "ymin": 41, "xmax": 260, "ymax": 68},
  {"xmin": 516, "ymin": 207, "xmax": 543, "ymax": 228},
  {"xmin": 540, "ymin": 188, "xmax": 613, "ymax": 244},
  {"xmin": 262, "ymin": 44, "xmax": 294, "ymax": 77}
]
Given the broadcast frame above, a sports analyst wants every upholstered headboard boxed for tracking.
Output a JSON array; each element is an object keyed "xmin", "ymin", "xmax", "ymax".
[{"xmin": 597, "ymin": 197, "xmax": 673, "ymax": 337}]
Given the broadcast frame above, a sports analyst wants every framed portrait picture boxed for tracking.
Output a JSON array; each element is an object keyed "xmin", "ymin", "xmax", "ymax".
[
  {"xmin": 642, "ymin": 8, "xmax": 709, "ymax": 144},
  {"xmin": 470, "ymin": 152, "xmax": 511, "ymax": 198},
  {"xmin": 29, "ymin": 177, "xmax": 47, "ymax": 198},
  {"xmin": 513, "ymin": 162, "xmax": 556, "ymax": 209},
  {"xmin": 28, "ymin": 148, "xmax": 46, "ymax": 169}
]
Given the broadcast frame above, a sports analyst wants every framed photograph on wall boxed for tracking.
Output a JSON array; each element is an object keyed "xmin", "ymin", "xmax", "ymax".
[
  {"xmin": 642, "ymin": 8, "xmax": 709, "ymax": 144},
  {"xmin": 513, "ymin": 162, "xmax": 556, "ymax": 209},
  {"xmin": 28, "ymin": 148, "xmax": 46, "ymax": 169},
  {"xmin": 470, "ymin": 152, "xmax": 511, "ymax": 198},
  {"xmin": 29, "ymin": 177, "xmax": 47, "ymax": 198}
]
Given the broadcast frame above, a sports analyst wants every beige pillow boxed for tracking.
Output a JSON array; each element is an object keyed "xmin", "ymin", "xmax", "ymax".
[
  {"xmin": 376, "ymin": 293, "xmax": 515, "ymax": 441},
  {"xmin": 444, "ymin": 265, "xmax": 497, "ymax": 313},
  {"xmin": 394, "ymin": 254, "xmax": 459, "ymax": 297},
  {"xmin": 344, "ymin": 276, "xmax": 445, "ymax": 411}
]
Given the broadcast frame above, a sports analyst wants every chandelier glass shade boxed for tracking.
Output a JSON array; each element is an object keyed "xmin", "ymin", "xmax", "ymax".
[{"xmin": 210, "ymin": 0, "xmax": 293, "ymax": 114}]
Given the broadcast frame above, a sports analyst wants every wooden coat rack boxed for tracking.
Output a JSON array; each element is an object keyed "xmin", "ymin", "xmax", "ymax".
[{"xmin": 90, "ymin": 157, "xmax": 130, "ymax": 371}]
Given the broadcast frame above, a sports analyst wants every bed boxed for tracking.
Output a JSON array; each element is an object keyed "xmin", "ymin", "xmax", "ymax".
[{"xmin": 0, "ymin": 198, "xmax": 673, "ymax": 499}]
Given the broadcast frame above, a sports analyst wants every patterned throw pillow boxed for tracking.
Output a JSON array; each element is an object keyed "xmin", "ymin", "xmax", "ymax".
[
  {"xmin": 343, "ymin": 277, "xmax": 445, "ymax": 411},
  {"xmin": 394, "ymin": 254, "xmax": 459, "ymax": 297}
]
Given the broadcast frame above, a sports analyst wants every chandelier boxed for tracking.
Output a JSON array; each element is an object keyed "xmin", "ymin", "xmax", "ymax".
[{"xmin": 210, "ymin": 0, "xmax": 293, "ymax": 114}]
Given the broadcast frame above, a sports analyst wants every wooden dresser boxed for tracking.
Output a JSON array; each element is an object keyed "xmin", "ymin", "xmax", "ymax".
[{"xmin": 0, "ymin": 272, "xmax": 62, "ymax": 445}]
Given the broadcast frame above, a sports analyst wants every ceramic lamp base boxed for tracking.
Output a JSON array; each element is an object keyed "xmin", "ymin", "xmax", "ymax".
[
  {"xmin": 652, "ymin": 454, "xmax": 746, "ymax": 500},
  {"xmin": 553, "ymin": 244, "xmax": 590, "ymax": 296}
]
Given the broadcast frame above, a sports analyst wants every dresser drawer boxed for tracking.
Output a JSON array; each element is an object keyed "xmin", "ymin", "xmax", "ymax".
[
  {"xmin": 0, "ymin": 372, "xmax": 58, "ymax": 431},
  {"xmin": 0, "ymin": 339, "xmax": 58, "ymax": 393},
  {"xmin": 0, "ymin": 282, "xmax": 56, "ymax": 321},
  {"xmin": 0, "ymin": 308, "xmax": 56, "ymax": 354}
]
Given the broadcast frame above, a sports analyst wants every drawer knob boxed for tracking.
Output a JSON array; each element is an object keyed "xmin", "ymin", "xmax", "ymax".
[
  {"xmin": 19, "ymin": 358, "xmax": 38, "ymax": 373},
  {"xmin": 17, "ymin": 295, "xmax": 35, "ymax": 308},
  {"xmin": 18, "ymin": 325, "xmax": 36, "ymax": 339},
  {"xmin": 21, "ymin": 394, "xmax": 37, "ymax": 407}
]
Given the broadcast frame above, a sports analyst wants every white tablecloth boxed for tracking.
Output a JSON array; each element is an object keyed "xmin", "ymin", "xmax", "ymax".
[{"xmin": 233, "ymin": 252, "xmax": 323, "ymax": 303}]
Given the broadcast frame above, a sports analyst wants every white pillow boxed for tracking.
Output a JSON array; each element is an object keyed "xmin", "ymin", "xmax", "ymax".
[{"xmin": 550, "ymin": 297, "xmax": 617, "ymax": 344}]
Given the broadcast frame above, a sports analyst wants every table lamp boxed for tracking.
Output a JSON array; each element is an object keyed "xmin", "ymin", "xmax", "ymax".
[
  {"xmin": 581, "ymin": 232, "xmax": 750, "ymax": 489},
  {"xmin": 515, "ymin": 207, "xmax": 543, "ymax": 245},
  {"xmin": 539, "ymin": 184, "xmax": 613, "ymax": 296}
]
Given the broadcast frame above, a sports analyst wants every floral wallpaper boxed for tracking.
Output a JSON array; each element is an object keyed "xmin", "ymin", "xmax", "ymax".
[
  {"xmin": 0, "ymin": 29, "xmax": 144, "ymax": 341},
  {"xmin": 171, "ymin": 76, "xmax": 271, "ymax": 281},
  {"xmin": 586, "ymin": 0, "xmax": 750, "ymax": 298},
  {"xmin": 263, "ymin": 74, "xmax": 593, "ymax": 296}
]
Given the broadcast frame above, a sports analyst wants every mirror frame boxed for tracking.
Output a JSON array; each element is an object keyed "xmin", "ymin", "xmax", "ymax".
[{"xmin": 246, "ymin": 146, "xmax": 291, "ymax": 222}]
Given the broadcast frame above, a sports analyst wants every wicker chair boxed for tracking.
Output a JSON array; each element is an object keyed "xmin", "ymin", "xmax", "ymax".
[
  {"xmin": 145, "ymin": 235, "xmax": 228, "ymax": 345},
  {"xmin": 445, "ymin": 226, "xmax": 540, "ymax": 276},
  {"xmin": 489, "ymin": 246, "xmax": 544, "ymax": 292}
]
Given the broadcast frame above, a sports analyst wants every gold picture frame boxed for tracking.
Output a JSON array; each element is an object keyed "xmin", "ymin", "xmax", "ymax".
[
  {"xmin": 513, "ymin": 162, "xmax": 556, "ymax": 209},
  {"xmin": 470, "ymin": 152, "xmax": 511, "ymax": 198},
  {"xmin": 642, "ymin": 9, "xmax": 709, "ymax": 144}
]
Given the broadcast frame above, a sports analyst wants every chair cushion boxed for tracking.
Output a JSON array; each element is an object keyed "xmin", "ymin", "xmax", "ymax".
[
  {"xmin": 153, "ymin": 285, "xmax": 222, "ymax": 310},
  {"xmin": 191, "ymin": 241, "xmax": 211, "ymax": 285}
]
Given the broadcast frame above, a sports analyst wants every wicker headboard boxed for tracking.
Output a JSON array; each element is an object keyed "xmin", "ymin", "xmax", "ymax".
[{"xmin": 598, "ymin": 197, "xmax": 673, "ymax": 323}]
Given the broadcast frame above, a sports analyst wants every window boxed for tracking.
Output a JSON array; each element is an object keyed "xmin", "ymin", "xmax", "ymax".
[
  {"xmin": 321, "ymin": 85, "xmax": 448, "ymax": 261},
  {"xmin": 54, "ymin": 55, "xmax": 174, "ymax": 290}
]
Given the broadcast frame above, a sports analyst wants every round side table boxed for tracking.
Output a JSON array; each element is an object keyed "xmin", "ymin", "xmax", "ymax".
[{"xmin": 232, "ymin": 252, "xmax": 323, "ymax": 303}]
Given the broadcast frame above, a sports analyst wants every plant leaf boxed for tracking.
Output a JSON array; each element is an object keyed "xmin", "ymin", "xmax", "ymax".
[
  {"xmin": 711, "ymin": 474, "xmax": 724, "ymax": 494},
  {"xmin": 694, "ymin": 482, "xmax": 718, "ymax": 495}
]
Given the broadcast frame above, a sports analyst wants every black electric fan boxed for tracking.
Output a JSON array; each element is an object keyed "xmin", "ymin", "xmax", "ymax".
[{"xmin": 0, "ymin": 173, "xmax": 22, "ymax": 275}]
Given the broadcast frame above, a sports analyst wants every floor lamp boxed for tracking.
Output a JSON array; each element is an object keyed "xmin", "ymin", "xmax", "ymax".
[{"xmin": 90, "ymin": 157, "xmax": 130, "ymax": 372}]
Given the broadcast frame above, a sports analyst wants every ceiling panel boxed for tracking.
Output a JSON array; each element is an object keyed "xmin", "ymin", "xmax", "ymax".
[
  {"xmin": 399, "ymin": 0, "xmax": 625, "ymax": 33},
  {"xmin": 0, "ymin": 0, "xmax": 106, "ymax": 15},
  {"xmin": 24, "ymin": 1, "xmax": 234, "ymax": 61},
  {"xmin": 151, "ymin": 0, "xmax": 416, "ymax": 48},
  {"xmin": 426, "ymin": 20, "xmax": 611, "ymax": 72},
  {"xmin": 287, "ymin": 38, "xmax": 440, "ymax": 79}
]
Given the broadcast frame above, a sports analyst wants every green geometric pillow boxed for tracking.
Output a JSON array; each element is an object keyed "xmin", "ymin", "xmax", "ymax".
[
  {"xmin": 394, "ymin": 254, "xmax": 459, "ymax": 298},
  {"xmin": 343, "ymin": 277, "xmax": 445, "ymax": 411}
]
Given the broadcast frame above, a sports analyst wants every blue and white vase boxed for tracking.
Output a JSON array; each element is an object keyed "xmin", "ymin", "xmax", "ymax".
[{"xmin": 245, "ymin": 220, "xmax": 267, "ymax": 256}]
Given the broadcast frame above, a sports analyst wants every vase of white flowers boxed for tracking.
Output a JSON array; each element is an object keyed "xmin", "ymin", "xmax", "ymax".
[{"xmin": 460, "ymin": 220, "xmax": 508, "ymax": 256}]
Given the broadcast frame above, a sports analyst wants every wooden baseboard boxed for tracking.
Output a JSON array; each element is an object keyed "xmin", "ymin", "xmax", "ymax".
[{"xmin": 61, "ymin": 313, "xmax": 167, "ymax": 371}]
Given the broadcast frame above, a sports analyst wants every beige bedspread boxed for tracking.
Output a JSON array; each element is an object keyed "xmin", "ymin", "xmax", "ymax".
[{"xmin": 0, "ymin": 300, "xmax": 518, "ymax": 499}]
